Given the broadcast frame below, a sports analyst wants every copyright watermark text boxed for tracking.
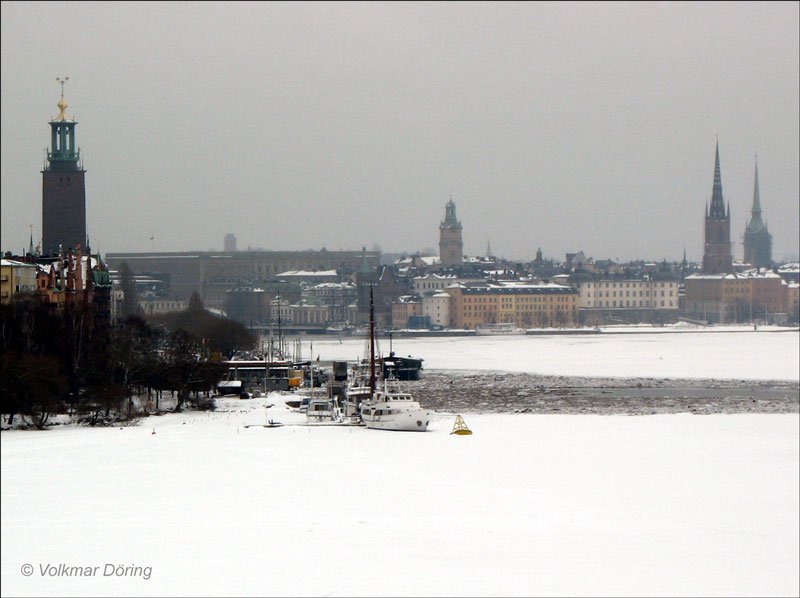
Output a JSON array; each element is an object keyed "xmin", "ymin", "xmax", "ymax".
[{"xmin": 20, "ymin": 563, "xmax": 152, "ymax": 580}]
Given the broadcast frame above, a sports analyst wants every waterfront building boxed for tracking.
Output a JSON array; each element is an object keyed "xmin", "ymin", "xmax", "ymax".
[
  {"xmin": 285, "ymin": 301, "xmax": 330, "ymax": 327},
  {"xmin": 413, "ymin": 273, "xmax": 459, "ymax": 294},
  {"xmin": 574, "ymin": 278, "xmax": 680, "ymax": 325},
  {"xmin": 447, "ymin": 282, "xmax": 579, "ymax": 329},
  {"xmin": 391, "ymin": 296, "xmax": 423, "ymax": 329},
  {"xmin": 577, "ymin": 279, "xmax": 680, "ymax": 310},
  {"xmin": 684, "ymin": 270, "xmax": 787, "ymax": 323},
  {"xmin": 422, "ymin": 290, "xmax": 451, "ymax": 328},
  {"xmin": 303, "ymin": 282, "xmax": 357, "ymax": 324}
]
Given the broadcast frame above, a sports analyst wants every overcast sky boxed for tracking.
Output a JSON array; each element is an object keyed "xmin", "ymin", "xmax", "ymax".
[{"xmin": 2, "ymin": 1, "xmax": 798, "ymax": 263}]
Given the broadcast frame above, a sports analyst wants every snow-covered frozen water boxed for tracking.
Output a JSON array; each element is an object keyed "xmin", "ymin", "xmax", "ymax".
[
  {"xmin": 1, "ymin": 329, "xmax": 798, "ymax": 597},
  {"xmin": 1, "ymin": 400, "xmax": 798, "ymax": 597},
  {"xmin": 307, "ymin": 328, "xmax": 799, "ymax": 381}
]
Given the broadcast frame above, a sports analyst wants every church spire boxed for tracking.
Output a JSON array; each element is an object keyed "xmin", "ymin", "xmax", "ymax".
[
  {"xmin": 751, "ymin": 155, "xmax": 762, "ymax": 218},
  {"xmin": 709, "ymin": 141, "xmax": 726, "ymax": 219},
  {"xmin": 743, "ymin": 154, "xmax": 772, "ymax": 268}
]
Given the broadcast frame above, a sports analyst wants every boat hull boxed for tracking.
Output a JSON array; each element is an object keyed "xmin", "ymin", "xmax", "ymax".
[
  {"xmin": 362, "ymin": 409, "xmax": 431, "ymax": 432},
  {"xmin": 381, "ymin": 354, "xmax": 423, "ymax": 381}
]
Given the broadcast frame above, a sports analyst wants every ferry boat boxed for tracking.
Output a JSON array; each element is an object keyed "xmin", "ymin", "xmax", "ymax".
[
  {"xmin": 218, "ymin": 359, "xmax": 303, "ymax": 393},
  {"xmin": 381, "ymin": 352, "xmax": 423, "ymax": 381},
  {"xmin": 475, "ymin": 322, "xmax": 524, "ymax": 335}
]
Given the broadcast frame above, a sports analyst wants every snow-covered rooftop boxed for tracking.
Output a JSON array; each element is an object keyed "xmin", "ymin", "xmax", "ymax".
[
  {"xmin": 276, "ymin": 269, "xmax": 338, "ymax": 277},
  {"xmin": 0, "ymin": 259, "xmax": 38, "ymax": 268},
  {"xmin": 686, "ymin": 270, "xmax": 783, "ymax": 280}
]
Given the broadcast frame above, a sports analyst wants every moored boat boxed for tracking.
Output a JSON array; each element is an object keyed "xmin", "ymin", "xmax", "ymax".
[
  {"xmin": 475, "ymin": 322, "xmax": 524, "ymax": 335},
  {"xmin": 360, "ymin": 379, "xmax": 432, "ymax": 431},
  {"xmin": 357, "ymin": 286, "xmax": 432, "ymax": 432},
  {"xmin": 381, "ymin": 352, "xmax": 423, "ymax": 381}
]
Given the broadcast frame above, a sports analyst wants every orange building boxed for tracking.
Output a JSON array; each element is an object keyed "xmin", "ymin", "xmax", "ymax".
[{"xmin": 448, "ymin": 282, "xmax": 579, "ymax": 329}]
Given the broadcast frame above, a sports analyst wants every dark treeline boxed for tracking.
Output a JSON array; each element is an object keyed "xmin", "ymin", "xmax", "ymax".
[{"xmin": 0, "ymin": 291, "xmax": 256, "ymax": 428}]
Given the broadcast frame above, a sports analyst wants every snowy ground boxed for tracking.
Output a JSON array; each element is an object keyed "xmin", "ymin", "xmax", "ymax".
[{"xmin": 2, "ymin": 329, "xmax": 799, "ymax": 597}]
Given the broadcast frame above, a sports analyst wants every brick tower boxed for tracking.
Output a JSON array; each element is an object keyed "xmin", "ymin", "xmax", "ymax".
[
  {"xmin": 42, "ymin": 78, "xmax": 87, "ymax": 256},
  {"xmin": 702, "ymin": 142, "xmax": 733, "ymax": 274},
  {"xmin": 439, "ymin": 198, "xmax": 463, "ymax": 267}
]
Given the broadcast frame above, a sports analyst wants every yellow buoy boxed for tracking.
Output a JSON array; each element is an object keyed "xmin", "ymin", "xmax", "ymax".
[{"xmin": 450, "ymin": 415, "xmax": 472, "ymax": 435}]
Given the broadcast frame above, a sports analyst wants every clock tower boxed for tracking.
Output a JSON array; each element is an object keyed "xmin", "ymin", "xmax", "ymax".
[{"xmin": 439, "ymin": 198, "xmax": 463, "ymax": 267}]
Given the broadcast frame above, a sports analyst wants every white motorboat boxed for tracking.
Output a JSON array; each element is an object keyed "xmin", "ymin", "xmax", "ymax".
[{"xmin": 359, "ymin": 379, "xmax": 432, "ymax": 431}]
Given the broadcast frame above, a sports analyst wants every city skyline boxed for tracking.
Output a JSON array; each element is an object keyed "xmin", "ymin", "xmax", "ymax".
[{"xmin": 1, "ymin": 2, "xmax": 798, "ymax": 262}]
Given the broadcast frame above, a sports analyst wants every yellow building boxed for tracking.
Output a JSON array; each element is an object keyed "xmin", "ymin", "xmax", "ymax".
[
  {"xmin": 0, "ymin": 259, "xmax": 39, "ymax": 304},
  {"xmin": 448, "ymin": 283, "xmax": 579, "ymax": 329},
  {"xmin": 391, "ymin": 297, "xmax": 423, "ymax": 329}
]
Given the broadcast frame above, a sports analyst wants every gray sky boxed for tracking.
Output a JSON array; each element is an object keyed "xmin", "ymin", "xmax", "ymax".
[{"xmin": 2, "ymin": 1, "xmax": 798, "ymax": 263}]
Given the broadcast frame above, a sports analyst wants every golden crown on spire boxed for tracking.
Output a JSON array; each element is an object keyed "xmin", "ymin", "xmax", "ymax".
[{"xmin": 56, "ymin": 76, "xmax": 70, "ymax": 120}]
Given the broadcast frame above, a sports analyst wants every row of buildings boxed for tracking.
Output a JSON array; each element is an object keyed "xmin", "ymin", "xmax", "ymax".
[
  {"xmin": 1, "ymin": 245, "xmax": 113, "ymax": 323},
  {"xmin": 3, "ymin": 87, "xmax": 798, "ymax": 329}
]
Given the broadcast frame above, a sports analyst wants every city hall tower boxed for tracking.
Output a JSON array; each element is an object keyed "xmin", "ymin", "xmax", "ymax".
[{"xmin": 42, "ymin": 78, "xmax": 86, "ymax": 256}]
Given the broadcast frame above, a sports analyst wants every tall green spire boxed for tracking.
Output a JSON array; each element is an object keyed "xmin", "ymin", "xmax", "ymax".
[
  {"xmin": 751, "ymin": 156, "xmax": 762, "ymax": 217},
  {"xmin": 743, "ymin": 154, "xmax": 772, "ymax": 268},
  {"xmin": 746, "ymin": 156, "xmax": 766, "ymax": 233}
]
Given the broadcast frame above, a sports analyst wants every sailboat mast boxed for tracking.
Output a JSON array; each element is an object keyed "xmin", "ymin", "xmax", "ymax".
[
  {"xmin": 277, "ymin": 294, "xmax": 283, "ymax": 358},
  {"xmin": 369, "ymin": 285, "xmax": 376, "ymax": 398},
  {"xmin": 310, "ymin": 341, "xmax": 314, "ymax": 398}
]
